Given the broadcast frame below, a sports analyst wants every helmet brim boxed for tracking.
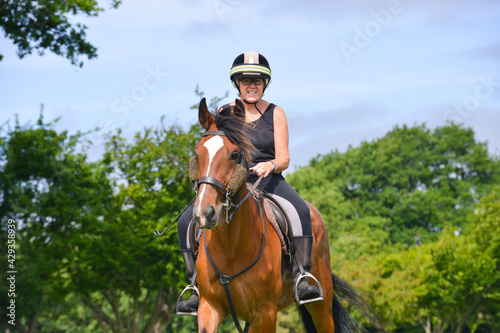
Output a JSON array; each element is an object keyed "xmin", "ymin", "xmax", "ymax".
[{"xmin": 232, "ymin": 72, "xmax": 270, "ymax": 80}]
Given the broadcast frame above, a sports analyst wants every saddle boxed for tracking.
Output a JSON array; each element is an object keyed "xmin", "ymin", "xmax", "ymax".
[
  {"xmin": 188, "ymin": 184, "xmax": 294, "ymax": 261},
  {"xmin": 260, "ymin": 191, "xmax": 294, "ymax": 259}
]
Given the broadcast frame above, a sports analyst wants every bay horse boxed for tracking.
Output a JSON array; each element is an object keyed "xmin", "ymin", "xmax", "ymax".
[{"xmin": 191, "ymin": 98, "xmax": 383, "ymax": 333}]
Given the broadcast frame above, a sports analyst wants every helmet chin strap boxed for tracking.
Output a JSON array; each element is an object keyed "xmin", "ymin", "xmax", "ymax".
[
  {"xmin": 242, "ymin": 99, "xmax": 272, "ymax": 126},
  {"xmin": 243, "ymin": 99, "xmax": 264, "ymax": 117}
]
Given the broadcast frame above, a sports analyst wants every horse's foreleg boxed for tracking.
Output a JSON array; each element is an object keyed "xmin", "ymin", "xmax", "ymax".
[{"xmin": 197, "ymin": 300, "xmax": 224, "ymax": 333}]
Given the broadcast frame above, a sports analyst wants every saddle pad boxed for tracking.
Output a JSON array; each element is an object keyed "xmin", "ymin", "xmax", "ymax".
[{"xmin": 262, "ymin": 195, "xmax": 293, "ymax": 257}]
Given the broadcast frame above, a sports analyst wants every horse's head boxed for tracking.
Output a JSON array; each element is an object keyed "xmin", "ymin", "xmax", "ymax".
[{"xmin": 191, "ymin": 98, "xmax": 252, "ymax": 229}]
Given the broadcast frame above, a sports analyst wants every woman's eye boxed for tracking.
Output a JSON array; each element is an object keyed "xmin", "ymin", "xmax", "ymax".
[{"xmin": 231, "ymin": 152, "xmax": 240, "ymax": 160}]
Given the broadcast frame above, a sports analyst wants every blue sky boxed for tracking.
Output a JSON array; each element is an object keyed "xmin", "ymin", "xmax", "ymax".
[{"xmin": 1, "ymin": 0, "xmax": 499, "ymax": 171}]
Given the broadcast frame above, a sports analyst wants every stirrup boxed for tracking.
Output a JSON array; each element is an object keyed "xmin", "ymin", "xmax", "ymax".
[
  {"xmin": 176, "ymin": 284, "xmax": 199, "ymax": 316},
  {"xmin": 293, "ymin": 272, "xmax": 324, "ymax": 305}
]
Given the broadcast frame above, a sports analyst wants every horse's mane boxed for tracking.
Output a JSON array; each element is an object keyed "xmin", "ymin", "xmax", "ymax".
[{"xmin": 212, "ymin": 104, "xmax": 255, "ymax": 166}]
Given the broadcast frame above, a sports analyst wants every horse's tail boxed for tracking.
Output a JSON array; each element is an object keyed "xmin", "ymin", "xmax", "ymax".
[
  {"xmin": 297, "ymin": 304, "xmax": 317, "ymax": 333},
  {"xmin": 297, "ymin": 272, "xmax": 385, "ymax": 333},
  {"xmin": 331, "ymin": 272, "xmax": 386, "ymax": 333}
]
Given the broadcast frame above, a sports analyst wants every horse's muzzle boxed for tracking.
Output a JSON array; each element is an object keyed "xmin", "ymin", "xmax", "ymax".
[{"xmin": 193, "ymin": 205, "xmax": 219, "ymax": 229}]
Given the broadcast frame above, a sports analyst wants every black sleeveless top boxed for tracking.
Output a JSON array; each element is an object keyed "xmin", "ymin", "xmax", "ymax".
[{"xmin": 245, "ymin": 103, "xmax": 276, "ymax": 169}]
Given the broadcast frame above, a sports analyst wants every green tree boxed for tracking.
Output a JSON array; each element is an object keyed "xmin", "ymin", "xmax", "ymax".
[
  {"xmin": 0, "ymin": 114, "xmax": 113, "ymax": 332},
  {"xmin": 65, "ymin": 121, "xmax": 201, "ymax": 332},
  {"xmin": 0, "ymin": 0, "xmax": 121, "ymax": 66},
  {"xmin": 288, "ymin": 166, "xmax": 391, "ymax": 267},
  {"xmin": 292, "ymin": 123, "xmax": 500, "ymax": 247},
  {"xmin": 342, "ymin": 187, "xmax": 500, "ymax": 332}
]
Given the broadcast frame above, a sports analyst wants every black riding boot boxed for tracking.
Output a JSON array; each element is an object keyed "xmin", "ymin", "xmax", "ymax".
[
  {"xmin": 293, "ymin": 236, "xmax": 323, "ymax": 304},
  {"xmin": 176, "ymin": 249, "xmax": 199, "ymax": 316}
]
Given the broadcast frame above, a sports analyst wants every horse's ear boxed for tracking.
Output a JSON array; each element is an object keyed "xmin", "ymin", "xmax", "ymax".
[
  {"xmin": 233, "ymin": 99, "xmax": 245, "ymax": 120},
  {"xmin": 199, "ymin": 97, "xmax": 214, "ymax": 130}
]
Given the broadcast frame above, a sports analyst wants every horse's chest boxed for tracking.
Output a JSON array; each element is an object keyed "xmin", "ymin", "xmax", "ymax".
[{"xmin": 206, "ymin": 270, "xmax": 281, "ymax": 303}]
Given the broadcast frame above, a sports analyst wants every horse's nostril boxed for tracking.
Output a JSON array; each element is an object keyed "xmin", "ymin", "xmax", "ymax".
[{"xmin": 206, "ymin": 206, "xmax": 216, "ymax": 222}]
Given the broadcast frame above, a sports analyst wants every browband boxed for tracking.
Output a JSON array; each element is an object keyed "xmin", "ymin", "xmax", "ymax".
[
  {"xmin": 203, "ymin": 131, "xmax": 226, "ymax": 137},
  {"xmin": 201, "ymin": 129, "xmax": 245, "ymax": 165}
]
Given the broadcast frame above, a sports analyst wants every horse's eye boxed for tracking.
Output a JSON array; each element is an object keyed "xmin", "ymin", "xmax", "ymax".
[{"xmin": 231, "ymin": 151, "xmax": 240, "ymax": 160}]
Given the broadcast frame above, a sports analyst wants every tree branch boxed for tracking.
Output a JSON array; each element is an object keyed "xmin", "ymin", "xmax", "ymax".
[
  {"xmin": 137, "ymin": 288, "xmax": 152, "ymax": 332},
  {"xmin": 81, "ymin": 293, "xmax": 115, "ymax": 333},
  {"xmin": 28, "ymin": 291, "xmax": 46, "ymax": 333},
  {"xmin": 129, "ymin": 275, "xmax": 141, "ymax": 332},
  {"xmin": 109, "ymin": 291, "xmax": 124, "ymax": 333}
]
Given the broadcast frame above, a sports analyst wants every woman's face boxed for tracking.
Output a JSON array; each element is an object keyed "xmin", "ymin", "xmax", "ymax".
[{"xmin": 239, "ymin": 78, "xmax": 264, "ymax": 104}]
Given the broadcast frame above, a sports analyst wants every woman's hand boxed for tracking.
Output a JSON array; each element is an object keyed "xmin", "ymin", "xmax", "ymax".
[{"xmin": 249, "ymin": 161, "xmax": 275, "ymax": 178}]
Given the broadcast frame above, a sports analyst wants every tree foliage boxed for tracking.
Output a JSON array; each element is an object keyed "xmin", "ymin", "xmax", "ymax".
[
  {"xmin": 289, "ymin": 123, "xmax": 500, "ymax": 248},
  {"xmin": 0, "ymin": 113, "xmax": 113, "ymax": 332},
  {"xmin": 69, "ymin": 121, "xmax": 202, "ymax": 332},
  {"xmin": 0, "ymin": 112, "xmax": 201, "ymax": 332},
  {"xmin": 342, "ymin": 187, "xmax": 500, "ymax": 333},
  {"xmin": 0, "ymin": 0, "xmax": 121, "ymax": 66}
]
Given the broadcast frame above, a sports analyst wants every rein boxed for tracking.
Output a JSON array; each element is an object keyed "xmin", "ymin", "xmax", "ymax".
[
  {"xmin": 153, "ymin": 196, "xmax": 197, "ymax": 237},
  {"xmin": 203, "ymin": 179, "xmax": 266, "ymax": 333}
]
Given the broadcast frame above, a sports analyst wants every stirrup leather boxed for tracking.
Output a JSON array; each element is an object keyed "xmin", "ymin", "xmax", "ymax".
[
  {"xmin": 176, "ymin": 284, "xmax": 199, "ymax": 316},
  {"xmin": 293, "ymin": 272, "xmax": 325, "ymax": 305}
]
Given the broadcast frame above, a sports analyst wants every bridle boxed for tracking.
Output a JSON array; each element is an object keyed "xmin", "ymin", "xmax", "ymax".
[
  {"xmin": 153, "ymin": 130, "xmax": 248, "ymax": 237},
  {"xmin": 192, "ymin": 130, "xmax": 254, "ymax": 224},
  {"xmin": 194, "ymin": 131, "xmax": 244, "ymax": 196}
]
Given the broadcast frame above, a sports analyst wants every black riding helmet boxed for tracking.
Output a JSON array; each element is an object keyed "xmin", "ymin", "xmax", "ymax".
[{"xmin": 230, "ymin": 51, "xmax": 271, "ymax": 93}]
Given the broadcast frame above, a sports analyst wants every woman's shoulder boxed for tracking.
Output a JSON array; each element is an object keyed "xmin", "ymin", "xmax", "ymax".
[
  {"xmin": 272, "ymin": 105, "xmax": 287, "ymax": 126},
  {"xmin": 272, "ymin": 104, "xmax": 286, "ymax": 116}
]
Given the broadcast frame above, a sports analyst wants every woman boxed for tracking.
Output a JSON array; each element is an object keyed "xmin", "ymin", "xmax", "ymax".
[{"xmin": 176, "ymin": 51, "xmax": 321, "ymax": 315}]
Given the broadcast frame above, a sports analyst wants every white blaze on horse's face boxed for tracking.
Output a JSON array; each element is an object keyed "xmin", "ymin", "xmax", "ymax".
[
  {"xmin": 194, "ymin": 135, "xmax": 225, "ymax": 229},
  {"xmin": 202, "ymin": 136, "xmax": 224, "ymax": 180}
]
